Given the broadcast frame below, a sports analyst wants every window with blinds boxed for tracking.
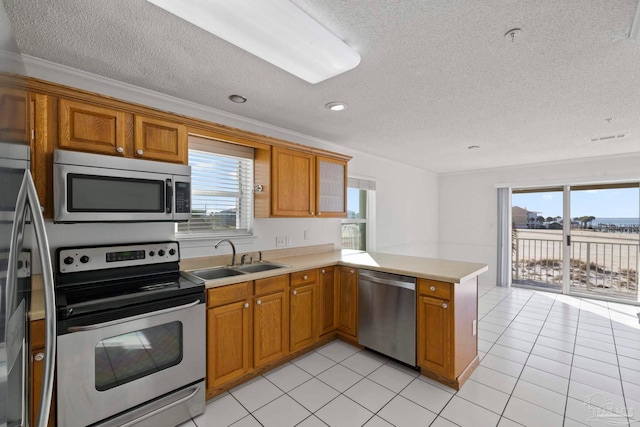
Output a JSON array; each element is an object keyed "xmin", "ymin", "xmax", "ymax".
[{"xmin": 177, "ymin": 137, "xmax": 254, "ymax": 237}]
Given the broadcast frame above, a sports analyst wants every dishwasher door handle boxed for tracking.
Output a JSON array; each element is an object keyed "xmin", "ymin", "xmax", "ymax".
[{"xmin": 359, "ymin": 274, "xmax": 415, "ymax": 291}]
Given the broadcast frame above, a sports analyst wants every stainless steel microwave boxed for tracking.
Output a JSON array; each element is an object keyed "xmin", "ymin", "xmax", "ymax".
[{"xmin": 53, "ymin": 150, "xmax": 191, "ymax": 223}]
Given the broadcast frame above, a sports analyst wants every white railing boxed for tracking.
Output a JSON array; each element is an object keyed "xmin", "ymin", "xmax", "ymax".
[{"xmin": 513, "ymin": 237, "xmax": 639, "ymax": 301}]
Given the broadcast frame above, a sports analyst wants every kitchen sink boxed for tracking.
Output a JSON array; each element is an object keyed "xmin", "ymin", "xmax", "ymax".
[
  {"xmin": 184, "ymin": 262, "xmax": 289, "ymax": 281},
  {"xmin": 187, "ymin": 267, "xmax": 246, "ymax": 281},
  {"xmin": 235, "ymin": 263, "xmax": 288, "ymax": 273}
]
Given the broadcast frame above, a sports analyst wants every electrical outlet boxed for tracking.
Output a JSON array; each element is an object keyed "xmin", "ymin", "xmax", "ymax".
[
  {"xmin": 285, "ymin": 236, "xmax": 291, "ymax": 246},
  {"xmin": 304, "ymin": 230, "xmax": 309, "ymax": 240},
  {"xmin": 275, "ymin": 236, "xmax": 286, "ymax": 247},
  {"xmin": 472, "ymin": 319, "xmax": 477, "ymax": 336}
]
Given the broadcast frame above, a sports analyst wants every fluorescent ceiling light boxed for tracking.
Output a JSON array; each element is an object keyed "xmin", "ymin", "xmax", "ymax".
[{"xmin": 147, "ymin": 0, "xmax": 361, "ymax": 84}]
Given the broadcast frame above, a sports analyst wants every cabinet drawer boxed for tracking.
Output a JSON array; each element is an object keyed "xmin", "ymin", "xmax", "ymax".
[
  {"xmin": 291, "ymin": 269, "xmax": 317, "ymax": 287},
  {"xmin": 418, "ymin": 279, "xmax": 451, "ymax": 300},
  {"xmin": 208, "ymin": 282, "xmax": 251, "ymax": 308},
  {"xmin": 255, "ymin": 275, "xmax": 289, "ymax": 296}
]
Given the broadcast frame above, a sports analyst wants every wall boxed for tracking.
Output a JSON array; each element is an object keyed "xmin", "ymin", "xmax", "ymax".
[
  {"xmin": 26, "ymin": 58, "xmax": 439, "ymax": 262},
  {"xmin": 438, "ymin": 153, "xmax": 640, "ymax": 285}
]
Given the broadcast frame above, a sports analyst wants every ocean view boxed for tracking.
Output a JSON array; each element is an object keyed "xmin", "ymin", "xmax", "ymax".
[{"xmin": 593, "ymin": 217, "xmax": 640, "ymax": 226}]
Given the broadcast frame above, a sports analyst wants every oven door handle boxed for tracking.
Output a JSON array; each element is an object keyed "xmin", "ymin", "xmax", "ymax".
[
  {"xmin": 67, "ymin": 299, "xmax": 201, "ymax": 332},
  {"xmin": 119, "ymin": 384, "xmax": 201, "ymax": 427}
]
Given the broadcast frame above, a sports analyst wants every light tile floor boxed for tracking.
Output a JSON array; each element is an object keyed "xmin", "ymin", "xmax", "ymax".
[{"xmin": 179, "ymin": 284, "xmax": 640, "ymax": 426}]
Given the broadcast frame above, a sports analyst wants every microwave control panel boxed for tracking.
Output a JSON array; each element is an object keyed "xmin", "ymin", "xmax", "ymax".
[
  {"xmin": 57, "ymin": 241, "xmax": 180, "ymax": 274},
  {"xmin": 175, "ymin": 181, "xmax": 191, "ymax": 213}
]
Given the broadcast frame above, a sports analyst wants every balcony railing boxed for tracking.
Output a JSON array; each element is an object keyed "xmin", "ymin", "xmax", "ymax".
[{"xmin": 512, "ymin": 237, "xmax": 639, "ymax": 301}]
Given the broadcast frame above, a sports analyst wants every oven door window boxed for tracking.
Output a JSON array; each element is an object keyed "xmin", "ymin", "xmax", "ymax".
[
  {"xmin": 95, "ymin": 321, "xmax": 183, "ymax": 391},
  {"xmin": 68, "ymin": 173, "xmax": 165, "ymax": 213}
]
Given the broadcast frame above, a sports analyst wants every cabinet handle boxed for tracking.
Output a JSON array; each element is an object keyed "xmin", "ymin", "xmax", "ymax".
[
  {"xmin": 292, "ymin": 290, "xmax": 298, "ymax": 296},
  {"xmin": 310, "ymin": 211, "xmax": 314, "ymax": 216},
  {"xmin": 136, "ymin": 149, "xmax": 144, "ymax": 155},
  {"xmin": 243, "ymin": 302, "xmax": 249, "ymax": 308},
  {"xmin": 442, "ymin": 303, "xmax": 448, "ymax": 309},
  {"xmin": 318, "ymin": 212, "xmax": 322, "ymax": 216},
  {"xmin": 350, "ymin": 269, "xmax": 354, "ymax": 274},
  {"xmin": 430, "ymin": 286, "xmax": 436, "ymax": 292},
  {"xmin": 116, "ymin": 146, "xmax": 124, "ymax": 153},
  {"xmin": 321, "ymin": 269, "xmax": 325, "ymax": 274},
  {"xmin": 34, "ymin": 352, "xmax": 44, "ymax": 362},
  {"xmin": 303, "ymin": 275, "xmax": 308, "ymax": 280},
  {"xmin": 256, "ymin": 299, "xmax": 262, "ymax": 305}
]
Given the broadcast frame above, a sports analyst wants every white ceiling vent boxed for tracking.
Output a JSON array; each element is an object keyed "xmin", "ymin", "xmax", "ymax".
[{"xmin": 590, "ymin": 134, "xmax": 627, "ymax": 142}]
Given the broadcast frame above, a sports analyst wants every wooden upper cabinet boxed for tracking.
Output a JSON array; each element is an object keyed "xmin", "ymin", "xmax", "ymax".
[
  {"xmin": 271, "ymin": 146, "xmax": 315, "ymax": 217},
  {"xmin": 0, "ymin": 87, "xmax": 30, "ymax": 144},
  {"xmin": 134, "ymin": 114, "xmax": 187, "ymax": 164},
  {"xmin": 58, "ymin": 98, "xmax": 127, "ymax": 156},
  {"xmin": 316, "ymin": 156, "xmax": 347, "ymax": 218}
]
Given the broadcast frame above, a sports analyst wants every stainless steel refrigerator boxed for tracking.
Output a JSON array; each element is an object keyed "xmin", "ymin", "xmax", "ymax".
[{"xmin": 1, "ymin": 0, "xmax": 56, "ymax": 425}]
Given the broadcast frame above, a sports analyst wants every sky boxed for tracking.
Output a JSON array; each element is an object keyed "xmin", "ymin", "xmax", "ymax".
[{"xmin": 512, "ymin": 187, "xmax": 639, "ymax": 219}]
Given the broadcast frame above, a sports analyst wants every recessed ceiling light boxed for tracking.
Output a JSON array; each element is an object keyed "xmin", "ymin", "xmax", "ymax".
[
  {"xmin": 468, "ymin": 145, "xmax": 480, "ymax": 150},
  {"xmin": 229, "ymin": 94, "xmax": 247, "ymax": 103},
  {"xmin": 504, "ymin": 28, "xmax": 522, "ymax": 43},
  {"xmin": 325, "ymin": 102, "xmax": 347, "ymax": 111}
]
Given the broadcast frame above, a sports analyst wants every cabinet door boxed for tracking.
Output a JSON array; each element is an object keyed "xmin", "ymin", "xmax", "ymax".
[
  {"xmin": 254, "ymin": 291, "xmax": 288, "ymax": 368},
  {"xmin": 207, "ymin": 301, "xmax": 251, "ymax": 390},
  {"xmin": 271, "ymin": 146, "xmax": 315, "ymax": 217},
  {"xmin": 134, "ymin": 114, "xmax": 187, "ymax": 164},
  {"xmin": 58, "ymin": 98, "xmax": 127, "ymax": 156},
  {"xmin": 318, "ymin": 266, "xmax": 337, "ymax": 335},
  {"xmin": 290, "ymin": 283, "xmax": 316, "ymax": 352},
  {"xmin": 417, "ymin": 296, "xmax": 452, "ymax": 378},
  {"xmin": 316, "ymin": 156, "xmax": 347, "ymax": 218},
  {"xmin": 0, "ymin": 87, "xmax": 29, "ymax": 143},
  {"xmin": 30, "ymin": 320, "xmax": 55, "ymax": 427},
  {"xmin": 337, "ymin": 267, "xmax": 358, "ymax": 336}
]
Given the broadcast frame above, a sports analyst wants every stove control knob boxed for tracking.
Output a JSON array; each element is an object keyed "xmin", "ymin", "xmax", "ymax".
[
  {"xmin": 158, "ymin": 249, "xmax": 166, "ymax": 257},
  {"xmin": 64, "ymin": 256, "xmax": 74, "ymax": 265},
  {"xmin": 149, "ymin": 251, "xmax": 155, "ymax": 257},
  {"xmin": 80, "ymin": 255, "xmax": 90, "ymax": 264},
  {"xmin": 169, "ymin": 248, "xmax": 176, "ymax": 256}
]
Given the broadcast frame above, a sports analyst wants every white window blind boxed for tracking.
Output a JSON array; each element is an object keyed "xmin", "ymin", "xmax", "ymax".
[{"xmin": 177, "ymin": 137, "xmax": 254, "ymax": 238}]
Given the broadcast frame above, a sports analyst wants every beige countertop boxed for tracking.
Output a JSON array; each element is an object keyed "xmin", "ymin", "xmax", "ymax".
[
  {"xmin": 30, "ymin": 249, "xmax": 488, "ymax": 320},
  {"xmin": 183, "ymin": 249, "xmax": 488, "ymax": 289}
]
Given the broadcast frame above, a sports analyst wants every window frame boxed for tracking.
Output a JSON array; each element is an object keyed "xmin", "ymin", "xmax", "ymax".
[
  {"xmin": 342, "ymin": 177, "xmax": 376, "ymax": 251},
  {"xmin": 176, "ymin": 137, "xmax": 255, "ymax": 241}
]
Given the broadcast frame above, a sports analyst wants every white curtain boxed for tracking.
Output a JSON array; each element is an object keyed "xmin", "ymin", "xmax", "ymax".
[{"xmin": 496, "ymin": 187, "xmax": 511, "ymax": 287}]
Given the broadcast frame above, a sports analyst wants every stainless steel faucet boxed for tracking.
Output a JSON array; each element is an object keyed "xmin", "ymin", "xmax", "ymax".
[{"xmin": 214, "ymin": 239, "xmax": 236, "ymax": 266}]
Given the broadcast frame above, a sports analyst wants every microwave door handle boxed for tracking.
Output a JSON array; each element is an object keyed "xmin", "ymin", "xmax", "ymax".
[{"xmin": 166, "ymin": 179, "xmax": 173, "ymax": 214}]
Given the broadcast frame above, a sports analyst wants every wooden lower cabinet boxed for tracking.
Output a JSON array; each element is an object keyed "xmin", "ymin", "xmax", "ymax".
[
  {"xmin": 337, "ymin": 266, "xmax": 358, "ymax": 337},
  {"xmin": 207, "ymin": 300, "xmax": 251, "ymax": 389},
  {"xmin": 290, "ymin": 283, "xmax": 317, "ymax": 352},
  {"xmin": 29, "ymin": 319, "xmax": 55, "ymax": 427},
  {"xmin": 416, "ymin": 277, "xmax": 478, "ymax": 389},
  {"xmin": 206, "ymin": 282, "xmax": 252, "ymax": 394},
  {"xmin": 417, "ymin": 295, "xmax": 452, "ymax": 378},
  {"xmin": 253, "ymin": 290, "xmax": 288, "ymax": 368},
  {"xmin": 318, "ymin": 266, "xmax": 337, "ymax": 336}
]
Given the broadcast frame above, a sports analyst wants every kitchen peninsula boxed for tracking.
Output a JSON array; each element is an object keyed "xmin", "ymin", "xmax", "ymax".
[{"xmin": 180, "ymin": 248, "xmax": 488, "ymax": 397}]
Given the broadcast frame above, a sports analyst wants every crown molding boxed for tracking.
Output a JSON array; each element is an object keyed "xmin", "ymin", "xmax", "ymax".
[{"xmin": 21, "ymin": 55, "xmax": 338, "ymax": 150}]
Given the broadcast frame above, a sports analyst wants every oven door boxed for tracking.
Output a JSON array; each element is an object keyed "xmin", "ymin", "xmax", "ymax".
[
  {"xmin": 54, "ymin": 163, "xmax": 175, "ymax": 222},
  {"xmin": 56, "ymin": 297, "xmax": 205, "ymax": 427}
]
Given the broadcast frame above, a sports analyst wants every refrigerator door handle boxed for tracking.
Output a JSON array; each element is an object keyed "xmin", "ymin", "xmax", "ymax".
[{"xmin": 9, "ymin": 170, "xmax": 56, "ymax": 427}]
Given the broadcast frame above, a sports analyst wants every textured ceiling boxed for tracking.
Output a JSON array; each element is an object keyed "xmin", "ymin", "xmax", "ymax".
[{"xmin": 4, "ymin": 0, "xmax": 640, "ymax": 173}]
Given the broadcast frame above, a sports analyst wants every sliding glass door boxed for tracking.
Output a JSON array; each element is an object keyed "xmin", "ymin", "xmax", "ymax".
[
  {"xmin": 569, "ymin": 184, "xmax": 639, "ymax": 302},
  {"xmin": 511, "ymin": 187, "xmax": 564, "ymax": 291},
  {"xmin": 510, "ymin": 183, "xmax": 640, "ymax": 303}
]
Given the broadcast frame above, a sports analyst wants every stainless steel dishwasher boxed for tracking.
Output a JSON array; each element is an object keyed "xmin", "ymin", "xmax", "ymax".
[{"xmin": 358, "ymin": 269, "xmax": 417, "ymax": 366}]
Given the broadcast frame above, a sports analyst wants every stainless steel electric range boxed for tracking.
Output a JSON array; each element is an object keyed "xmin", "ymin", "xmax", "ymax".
[{"xmin": 54, "ymin": 241, "xmax": 205, "ymax": 427}]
